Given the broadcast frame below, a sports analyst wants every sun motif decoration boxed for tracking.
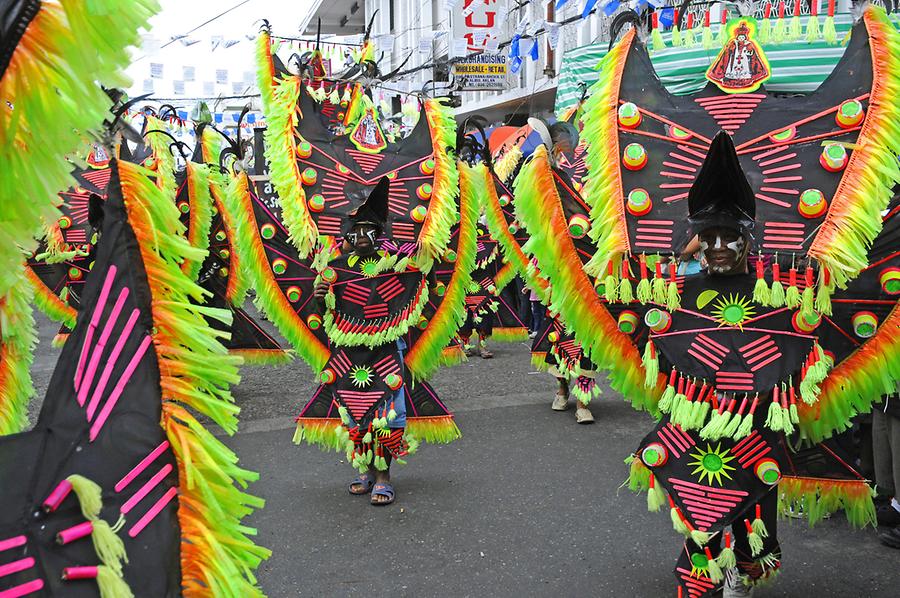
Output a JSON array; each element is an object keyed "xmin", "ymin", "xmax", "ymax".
[
  {"xmin": 350, "ymin": 365, "xmax": 373, "ymax": 388},
  {"xmin": 688, "ymin": 443, "xmax": 736, "ymax": 486},
  {"xmin": 711, "ymin": 293, "xmax": 756, "ymax": 328},
  {"xmin": 689, "ymin": 551, "xmax": 714, "ymax": 579},
  {"xmin": 359, "ymin": 257, "xmax": 381, "ymax": 278}
]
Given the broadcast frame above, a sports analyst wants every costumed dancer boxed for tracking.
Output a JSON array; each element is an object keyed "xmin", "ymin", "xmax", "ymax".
[
  {"xmin": 513, "ymin": 7, "xmax": 900, "ymax": 595},
  {"xmin": 309, "ymin": 179, "xmax": 420, "ymax": 504},
  {"xmin": 247, "ymin": 25, "xmax": 467, "ymax": 507}
]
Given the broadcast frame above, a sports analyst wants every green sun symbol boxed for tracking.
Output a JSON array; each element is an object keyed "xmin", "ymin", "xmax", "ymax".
[
  {"xmin": 689, "ymin": 552, "xmax": 711, "ymax": 578},
  {"xmin": 711, "ymin": 293, "xmax": 756, "ymax": 328},
  {"xmin": 350, "ymin": 366, "xmax": 373, "ymax": 388},
  {"xmin": 688, "ymin": 443, "xmax": 736, "ymax": 486},
  {"xmin": 359, "ymin": 258, "xmax": 380, "ymax": 278}
]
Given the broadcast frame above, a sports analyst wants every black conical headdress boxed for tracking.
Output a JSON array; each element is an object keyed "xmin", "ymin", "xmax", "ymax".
[
  {"xmin": 687, "ymin": 131, "xmax": 756, "ymax": 236},
  {"xmin": 347, "ymin": 176, "xmax": 390, "ymax": 229}
]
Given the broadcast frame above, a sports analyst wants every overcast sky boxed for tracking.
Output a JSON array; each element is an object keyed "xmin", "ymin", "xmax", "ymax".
[{"xmin": 125, "ymin": 0, "xmax": 317, "ymax": 102}]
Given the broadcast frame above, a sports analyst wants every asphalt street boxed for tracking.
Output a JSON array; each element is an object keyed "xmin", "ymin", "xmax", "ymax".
[{"xmin": 29, "ymin": 313, "xmax": 900, "ymax": 598}]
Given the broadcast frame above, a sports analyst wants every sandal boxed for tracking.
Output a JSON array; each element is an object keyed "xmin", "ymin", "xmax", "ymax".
[
  {"xmin": 370, "ymin": 482, "xmax": 395, "ymax": 506},
  {"xmin": 348, "ymin": 473, "xmax": 375, "ymax": 495}
]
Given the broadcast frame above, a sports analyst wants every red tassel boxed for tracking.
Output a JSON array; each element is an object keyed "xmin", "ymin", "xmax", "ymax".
[
  {"xmin": 640, "ymin": 254, "xmax": 648, "ymax": 280},
  {"xmin": 687, "ymin": 13, "xmax": 694, "ymax": 29},
  {"xmin": 793, "ymin": 0, "xmax": 801, "ymax": 17},
  {"xmin": 652, "ymin": 11, "xmax": 659, "ymax": 29},
  {"xmin": 772, "ymin": 261, "xmax": 781, "ymax": 283},
  {"xmin": 755, "ymin": 504, "xmax": 762, "ymax": 520},
  {"xmin": 668, "ymin": 368, "xmax": 677, "ymax": 386},
  {"xmin": 823, "ymin": 267, "xmax": 831, "ymax": 286},
  {"xmin": 677, "ymin": 375, "xmax": 685, "ymax": 395},
  {"xmin": 744, "ymin": 518, "xmax": 754, "ymax": 533},
  {"xmin": 789, "ymin": 384, "xmax": 796, "ymax": 406},
  {"xmin": 780, "ymin": 386, "xmax": 789, "ymax": 410},
  {"xmin": 736, "ymin": 395, "xmax": 749, "ymax": 416},
  {"xmin": 621, "ymin": 260, "xmax": 630, "ymax": 280},
  {"xmin": 827, "ymin": 0, "xmax": 835, "ymax": 17},
  {"xmin": 756, "ymin": 256, "xmax": 764, "ymax": 280},
  {"xmin": 789, "ymin": 267, "xmax": 797, "ymax": 287},
  {"xmin": 764, "ymin": 2, "xmax": 773, "ymax": 18},
  {"xmin": 669, "ymin": 261, "xmax": 677, "ymax": 282},
  {"xmin": 748, "ymin": 394, "xmax": 760, "ymax": 415},
  {"xmin": 804, "ymin": 266, "xmax": 814, "ymax": 288},
  {"xmin": 721, "ymin": 9, "xmax": 727, "ymax": 24},
  {"xmin": 811, "ymin": 0, "xmax": 818, "ymax": 16},
  {"xmin": 655, "ymin": 260, "xmax": 663, "ymax": 279},
  {"xmin": 705, "ymin": 9, "xmax": 711, "ymax": 26},
  {"xmin": 779, "ymin": 1, "xmax": 786, "ymax": 19},
  {"xmin": 725, "ymin": 531, "xmax": 732, "ymax": 548}
]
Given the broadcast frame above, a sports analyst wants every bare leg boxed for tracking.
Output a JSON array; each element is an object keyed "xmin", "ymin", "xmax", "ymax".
[{"xmin": 371, "ymin": 455, "xmax": 393, "ymax": 504}]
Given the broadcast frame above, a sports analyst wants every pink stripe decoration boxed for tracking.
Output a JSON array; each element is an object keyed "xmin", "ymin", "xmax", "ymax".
[
  {"xmin": 0, "ymin": 536, "xmax": 26, "ymax": 553},
  {"xmin": 635, "ymin": 241, "xmax": 671, "ymax": 249},
  {"xmin": 669, "ymin": 152, "xmax": 703, "ymax": 167},
  {"xmin": 765, "ymin": 221, "xmax": 805, "ymax": 229},
  {"xmin": 762, "ymin": 163, "xmax": 802, "ymax": 175},
  {"xmin": 716, "ymin": 372, "xmax": 753, "ymax": 378},
  {"xmin": 758, "ymin": 152, "xmax": 798, "ymax": 167},
  {"xmin": 86, "ymin": 309, "xmax": 141, "ymax": 422},
  {"xmin": 121, "ymin": 463, "xmax": 173, "ymax": 515},
  {"xmin": 764, "ymin": 175, "xmax": 803, "ymax": 183},
  {"xmin": 77, "ymin": 287, "xmax": 130, "ymax": 406},
  {"xmin": 760, "ymin": 186, "xmax": 799, "ymax": 196},
  {"xmin": 635, "ymin": 235, "xmax": 673, "ymax": 242},
  {"xmin": 688, "ymin": 346, "xmax": 723, "ymax": 368},
  {"xmin": 128, "ymin": 487, "xmax": 178, "ymax": 538},
  {"xmin": 745, "ymin": 341, "xmax": 778, "ymax": 360},
  {"xmin": 683, "ymin": 500, "xmax": 733, "ymax": 515},
  {"xmin": 763, "ymin": 243, "xmax": 804, "ymax": 250},
  {"xmin": 116, "ymin": 441, "xmax": 171, "ymax": 493},
  {"xmin": 0, "ymin": 579, "xmax": 44, "ymax": 598},
  {"xmin": 697, "ymin": 334, "xmax": 728, "ymax": 354},
  {"xmin": 663, "ymin": 192, "xmax": 689, "ymax": 203},
  {"xmin": 751, "ymin": 351, "xmax": 782, "ymax": 372},
  {"xmin": 664, "ymin": 424, "xmax": 692, "ymax": 451},
  {"xmin": 662, "ymin": 161, "xmax": 697, "ymax": 173},
  {"xmin": 656, "ymin": 429, "xmax": 683, "ymax": 458},
  {"xmin": 740, "ymin": 335, "xmax": 772, "ymax": 352},
  {"xmin": 660, "ymin": 171, "xmax": 695, "ymax": 180},
  {"xmin": 752, "ymin": 145, "xmax": 790, "ymax": 161},
  {"xmin": 89, "ymin": 335, "xmax": 153, "ymax": 441},
  {"xmin": 716, "ymin": 384, "xmax": 755, "ymax": 391},
  {"xmin": 660, "ymin": 183, "xmax": 693, "ymax": 189},
  {"xmin": 0, "ymin": 558, "xmax": 34, "ymax": 579},
  {"xmin": 755, "ymin": 193, "xmax": 791, "ymax": 208},
  {"xmin": 74, "ymin": 265, "xmax": 118, "ymax": 391},
  {"xmin": 764, "ymin": 235, "xmax": 805, "ymax": 243},
  {"xmin": 670, "ymin": 478, "xmax": 749, "ymax": 497},
  {"xmin": 636, "ymin": 227, "xmax": 673, "ymax": 234},
  {"xmin": 739, "ymin": 444, "xmax": 772, "ymax": 467},
  {"xmin": 637, "ymin": 220, "xmax": 674, "ymax": 225}
]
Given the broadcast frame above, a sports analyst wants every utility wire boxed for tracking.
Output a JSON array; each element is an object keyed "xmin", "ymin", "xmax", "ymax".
[{"xmin": 160, "ymin": 0, "xmax": 256, "ymax": 50}]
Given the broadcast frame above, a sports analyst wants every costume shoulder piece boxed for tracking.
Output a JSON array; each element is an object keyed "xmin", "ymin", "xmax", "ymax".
[
  {"xmin": 0, "ymin": 157, "xmax": 269, "ymax": 596},
  {"xmin": 0, "ymin": 0, "xmax": 157, "ymax": 297}
]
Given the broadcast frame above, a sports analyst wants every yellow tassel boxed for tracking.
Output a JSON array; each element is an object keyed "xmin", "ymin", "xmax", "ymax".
[
  {"xmin": 96, "ymin": 565, "xmax": 134, "ymax": 598},
  {"xmin": 67, "ymin": 475, "xmax": 102, "ymax": 521}
]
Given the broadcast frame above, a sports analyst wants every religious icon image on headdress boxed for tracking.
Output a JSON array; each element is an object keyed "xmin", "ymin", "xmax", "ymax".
[
  {"xmin": 706, "ymin": 19, "xmax": 771, "ymax": 94},
  {"xmin": 350, "ymin": 103, "xmax": 388, "ymax": 153}
]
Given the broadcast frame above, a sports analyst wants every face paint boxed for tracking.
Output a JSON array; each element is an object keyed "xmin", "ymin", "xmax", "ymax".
[{"xmin": 699, "ymin": 227, "xmax": 747, "ymax": 274}]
